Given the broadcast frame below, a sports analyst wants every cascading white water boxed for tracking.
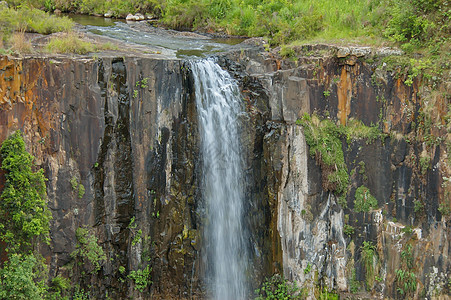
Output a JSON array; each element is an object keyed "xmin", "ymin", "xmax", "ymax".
[{"xmin": 191, "ymin": 58, "xmax": 248, "ymax": 300}]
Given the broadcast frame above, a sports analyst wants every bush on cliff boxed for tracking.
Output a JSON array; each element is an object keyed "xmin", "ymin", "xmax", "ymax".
[
  {"xmin": 0, "ymin": 253, "xmax": 47, "ymax": 299},
  {"xmin": 0, "ymin": 131, "xmax": 68, "ymax": 299},
  {"xmin": 0, "ymin": 130, "xmax": 51, "ymax": 253}
]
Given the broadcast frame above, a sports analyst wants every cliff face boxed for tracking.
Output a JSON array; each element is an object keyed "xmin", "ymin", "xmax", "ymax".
[
  {"xmin": 0, "ymin": 42, "xmax": 449, "ymax": 299},
  {"xmin": 0, "ymin": 54, "xmax": 204, "ymax": 299},
  {"xmin": 220, "ymin": 44, "xmax": 450, "ymax": 298}
]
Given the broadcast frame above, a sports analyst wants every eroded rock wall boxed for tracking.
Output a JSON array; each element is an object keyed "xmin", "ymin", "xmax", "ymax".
[
  {"xmin": 0, "ymin": 41, "xmax": 449, "ymax": 299},
  {"xmin": 220, "ymin": 44, "xmax": 450, "ymax": 298},
  {"xmin": 0, "ymin": 55, "xmax": 206, "ymax": 299}
]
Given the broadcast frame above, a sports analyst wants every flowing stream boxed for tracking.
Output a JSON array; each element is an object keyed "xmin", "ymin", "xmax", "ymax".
[{"xmin": 191, "ymin": 59, "xmax": 248, "ymax": 299}]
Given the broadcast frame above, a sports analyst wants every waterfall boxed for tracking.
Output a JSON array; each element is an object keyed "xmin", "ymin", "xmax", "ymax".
[{"xmin": 191, "ymin": 58, "xmax": 248, "ymax": 299}]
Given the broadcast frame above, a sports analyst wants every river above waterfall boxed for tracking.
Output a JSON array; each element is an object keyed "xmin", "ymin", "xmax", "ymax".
[{"xmin": 69, "ymin": 15, "xmax": 248, "ymax": 58}]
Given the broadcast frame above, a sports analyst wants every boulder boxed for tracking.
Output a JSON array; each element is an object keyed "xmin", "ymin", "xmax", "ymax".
[{"xmin": 135, "ymin": 13, "xmax": 145, "ymax": 21}]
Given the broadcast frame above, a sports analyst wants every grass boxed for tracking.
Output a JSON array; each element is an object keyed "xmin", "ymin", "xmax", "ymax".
[
  {"xmin": 46, "ymin": 33, "xmax": 95, "ymax": 54},
  {"xmin": 299, "ymin": 113, "xmax": 349, "ymax": 195},
  {"xmin": 0, "ymin": 5, "xmax": 74, "ymax": 54},
  {"xmin": 0, "ymin": 5, "xmax": 118, "ymax": 55},
  {"xmin": 10, "ymin": 30, "xmax": 32, "ymax": 53},
  {"xmin": 2, "ymin": 0, "xmax": 450, "ymax": 67},
  {"xmin": 298, "ymin": 113, "xmax": 386, "ymax": 197},
  {"xmin": 360, "ymin": 241, "xmax": 378, "ymax": 289},
  {"xmin": 46, "ymin": 33, "xmax": 118, "ymax": 54},
  {"xmin": 0, "ymin": 5, "xmax": 73, "ymax": 36}
]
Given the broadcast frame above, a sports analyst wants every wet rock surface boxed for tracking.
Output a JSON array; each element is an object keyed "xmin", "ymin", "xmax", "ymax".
[{"xmin": 0, "ymin": 39, "xmax": 449, "ymax": 299}]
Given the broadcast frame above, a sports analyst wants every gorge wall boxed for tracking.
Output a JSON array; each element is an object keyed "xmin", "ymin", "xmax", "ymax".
[{"xmin": 0, "ymin": 41, "xmax": 449, "ymax": 299}]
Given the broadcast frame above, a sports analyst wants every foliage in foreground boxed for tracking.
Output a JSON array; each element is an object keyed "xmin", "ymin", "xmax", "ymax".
[
  {"xmin": 0, "ymin": 131, "xmax": 71, "ymax": 299},
  {"xmin": 255, "ymin": 274, "xmax": 304, "ymax": 300},
  {"xmin": 0, "ymin": 253, "xmax": 47, "ymax": 299},
  {"xmin": 0, "ymin": 130, "xmax": 51, "ymax": 253}
]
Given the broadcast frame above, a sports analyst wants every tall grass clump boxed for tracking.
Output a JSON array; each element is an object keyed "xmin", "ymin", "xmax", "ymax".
[
  {"xmin": 10, "ymin": 29, "xmax": 32, "ymax": 53},
  {"xmin": 45, "ymin": 33, "xmax": 118, "ymax": 54},
  {"xmin": 0, "ymin": 5, "xmax": 73, "ymax": 38},
  {"xmin": 298, "ymin": 113, "xmax": 349, "ymax": 195},
  {"xmin": 46, "ymin": 33, "xmax": 95, "ymax": 54}
]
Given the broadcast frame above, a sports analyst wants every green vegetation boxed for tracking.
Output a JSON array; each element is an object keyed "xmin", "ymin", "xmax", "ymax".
[
  {"xmin": 360, "ymin": 241, "xmax": 378, "ymax": 289},
  {"xmin": 395, "ymin": 244, "xmax": 417, "ymax": 296},
  {"xmin": 0, "ymin": 253, "xmax": 47, "ymax": 299},
  {"xmin": 132, "ymin": 229, "xmax": 142, "ymax": 246},
  {"xmin": 344, "ymin": 119, "xmax": 383, "ymax": 144},
  {"xmin": 354, "ymin": 186, "xmax": 378, "ymax": 212},
  {"xmin": 71, "ymin": 227, "xmax": 106, "ymax": 274},
  {"xmin": 0, "ymin": 131, "xmax": 69, "ymax": 300},
  {"xmin": 414, "ymin": 199, "xmax": 424, "ymax": 214},
  {"xmin": 49, "ymin": 275, "xmax": 71, "ymax": 299},
  {"xmin": 419, "ymin": 155, "xmax": 431, "ymax": 175},
  {"xmin": 318, "ymin": 288, "xmax": 338, "ymax": 300},
  {"xmin": 70, "ymin": 175, "xmax": 86, "ymax": 199},
  {"xmin": 395, "ymin": 269, "xmax": 417, "ymax": 296},
  {"xmin": 349, "ymin": 268, "xmax": 360, "ymax": 293},
  {"xmin": 0, "ymin": 4, "xmax": 118, "ymax": 55},
  {"xmin": 255, "ymin": 274, "xmax": 305, "ymax": 300},
  {"xmin": 0, "ymin": 5, "xmax": 73, "ymax": 37},
  {"xmin": 303, "ymin": 262, "xmax": 312, "ymax": 275},
  {"xmin": 46, "ymin": 33, "xmax": 94, "ymax": 54},
  {"xmin": 4, "ymin": 0, "xmax": 447, "ymax": 51},
  {"xmin": 401, "ymin": 225, "xmax": 413, "ymax": 235},
  {"xmin": 128, "ymin": 265, "xmax": 152, "ymax": 292},
  {"xmin": 438, "ymin": 202, "xmax": 450, "ymax": 216},
  {"xmin": 343, "ymin": 224, "xmax": 355, "ymax": 237},
  {"xmin": 46, "ymin": 33, "xmax": 117, "ymax": 54},
  {"xmin": 299, "ymin": 114, "xmax": 385, "ymax": 201},
  {"xmin": 133, "ymin": 77, "xmax": 150, "ymax": 99},
  {"xmin": 0, "ymin": 130, "xmax": 51, "ymax": 252},
  {"xmin": 299, "ymin": 113, "xmax": 349, "ymax": 195},
  {"xmin": 73, "ymin": 285, "xmax": 90, "ymax": 300}
]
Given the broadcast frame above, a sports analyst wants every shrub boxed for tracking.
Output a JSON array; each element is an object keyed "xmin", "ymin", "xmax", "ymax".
[
  {"xmin": 255, "ymin": 274, "xmax": 303, "ymax": 299},
  {"xmin": 49, "ymin": 275, "xmax": 71, "ymax": 299},
  {"xmin": 0, "ymin": 5, "xmax": 73, "ymax": 35},
  {"xmin": 343, "ymin": 224, "xmax": 355, "ymax": 236},
  {"xmin": 71, "ymin": 227, "xmax": 106, "ymax": 274},
  {"xmin": 0, "ymin": 130, "xmax": 51, "ymax": 252},
  {"xmin": 0, "ymin": 254, "xmax": 46, "ymax": 299},
  {"xmin": 128, "ymin": 265, "xmax": 152, "ymax": 292},
  {"xmin": 354, "ymin": 186, "xmax": 378, "ymax": 212}
]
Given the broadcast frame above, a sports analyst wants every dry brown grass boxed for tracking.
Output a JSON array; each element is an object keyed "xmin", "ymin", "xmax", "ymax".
[{"xmin": 10, "ymin": 29, "xmax": 32, "ymax": 54}]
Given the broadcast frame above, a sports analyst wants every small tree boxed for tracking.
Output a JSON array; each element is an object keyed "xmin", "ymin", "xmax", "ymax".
[
  {"xmin": 0, "ymin": 130, "xmax": 51, "ymax": 253},
  {"xmin": 0, "ymin": 253, "xmax": 46, "ymax": 299}
]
